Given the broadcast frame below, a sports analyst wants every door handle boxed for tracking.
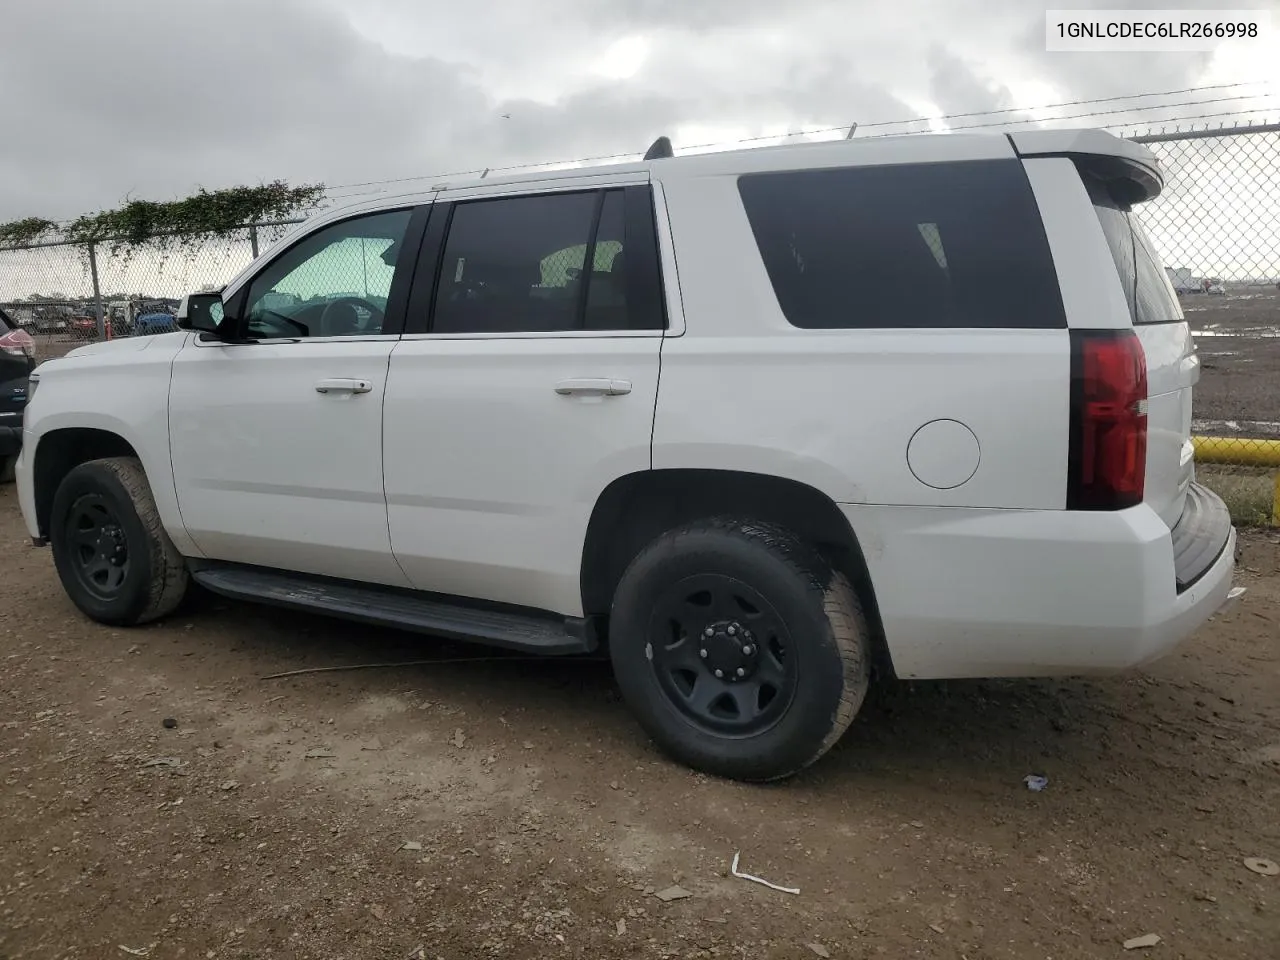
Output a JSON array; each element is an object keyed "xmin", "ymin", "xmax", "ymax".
[
  {"xmin": 554, "ymin": 378, "xmax": 632, "ymax": 397},
  {"xmin": 315, "ymin": 378, "xmax": 373, "ymax": 395}
]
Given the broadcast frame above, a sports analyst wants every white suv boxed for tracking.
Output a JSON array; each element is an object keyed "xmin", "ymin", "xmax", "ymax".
[{"xmin": 15, "ymin": 129, "xmax": 1240, "ymax": 781}]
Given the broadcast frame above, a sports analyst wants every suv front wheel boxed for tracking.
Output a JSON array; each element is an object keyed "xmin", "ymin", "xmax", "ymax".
[
  {"xmin": 609, "ymin": 518, "xmax": 872, "ymax": 781},
  {"xmin": 49, "ymin": 457, "xmax": 189, "ymax": 626}
]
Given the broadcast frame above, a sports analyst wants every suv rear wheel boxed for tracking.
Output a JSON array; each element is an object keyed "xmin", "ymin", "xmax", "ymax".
[
  {"xmin": 50, "ymin": 457, "xmax": 189, "ymax": 626},
  {"xmin": 609, "ymin": 518, "xmax": 871, "ymax": 781}
]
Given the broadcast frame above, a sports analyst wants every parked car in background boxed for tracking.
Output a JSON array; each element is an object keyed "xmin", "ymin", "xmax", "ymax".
[
  {"xmin": 13, "ymin": 128, "xmax": 1242, "ymax": 782},
  {"xmin": 0, "ymin": 306, "xmax": 36, "ymax": 482}
]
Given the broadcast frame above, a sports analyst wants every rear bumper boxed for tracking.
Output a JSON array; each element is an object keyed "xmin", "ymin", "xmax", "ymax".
[{"xmin": 843, "ymin": 495, "xmax": 1238, "ymax": 679}]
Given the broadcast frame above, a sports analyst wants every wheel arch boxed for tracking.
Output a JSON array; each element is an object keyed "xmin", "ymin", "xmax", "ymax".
[
  {"xmin": 580, "ymin": 468, "xmax": 892, "ymax": 675},
  {"xmin": 33, "ymin": 427, "xmax": 142, "ymax": 539}
]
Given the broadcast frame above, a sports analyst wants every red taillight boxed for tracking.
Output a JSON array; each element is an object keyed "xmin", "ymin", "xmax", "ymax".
[
  {"xmin": 0, "ymin": 327, "xmax": 35, "ymax": 359},
  {"xmin": 1067, "ymin": 330, "xmax": 1147, "ymax": 510}
]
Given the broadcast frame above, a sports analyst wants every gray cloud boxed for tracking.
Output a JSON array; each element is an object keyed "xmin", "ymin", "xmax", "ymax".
[{"xmin": 0, "ymin": 0, "xmax": 1258, "ymax": 225}]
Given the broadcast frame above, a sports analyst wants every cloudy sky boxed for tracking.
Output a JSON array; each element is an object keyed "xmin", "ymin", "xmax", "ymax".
[{"xmin": 1, "ymin": 0, "xmax": 1277, "ymax": 224}]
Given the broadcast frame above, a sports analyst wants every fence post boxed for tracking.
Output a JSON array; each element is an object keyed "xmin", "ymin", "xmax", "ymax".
[
  {"xmin": 87, "ymin": 242, "xmax": 105, "ymax": 340},
  {"xmin": 249, "ymin": 224, "xmax": 260, "ymax": 260}
]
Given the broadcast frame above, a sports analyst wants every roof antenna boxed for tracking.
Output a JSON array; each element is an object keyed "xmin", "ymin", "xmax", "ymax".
[
  {"xmin": 643, "ymin": 136, "xmax": 674, "ymax": 160},
  {"xmin": 845, "ymin": 122, "xmax": 858, "ymax": 139}
]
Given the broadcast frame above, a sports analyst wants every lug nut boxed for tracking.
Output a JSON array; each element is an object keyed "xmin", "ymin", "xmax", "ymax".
[
  {"xmin": 736, "ymin": 667, "xmax": 746, "ymax": 677},
  {"xmin": 742, "ymin": 645, "xmax": 753, "ymax": 655},
  {"xmin": 714, "ymin": 669, "xmax": 724, "ymax": 678},
  {"xmin": 727, "ymin": 625, "xmax": 737, "ymax": 635},
  {"xmin": 699, "ymin": 649, "xmax": 708, "ymax": 658},
  {"xmin": 704, "ymin": 627, "xmax": 714, "ymax": 637}
]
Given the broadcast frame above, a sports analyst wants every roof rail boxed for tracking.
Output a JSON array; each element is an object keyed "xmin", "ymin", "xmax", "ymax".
[{"xmin": 643, "ymin": 136, "xmax": 674, "ymax": 160}]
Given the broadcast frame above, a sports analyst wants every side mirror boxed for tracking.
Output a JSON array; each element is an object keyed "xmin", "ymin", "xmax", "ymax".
[{"xmin": 175, "ymin": 292, "xmax": 225, "ymax": 334}]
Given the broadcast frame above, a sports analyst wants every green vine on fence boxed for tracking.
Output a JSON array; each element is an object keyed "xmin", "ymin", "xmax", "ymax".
[
  {"xmin": 0, "ymin": 181, "xmax": 326, "ymax": 255},
  {"xmin": 0, "ymin": 217, "xmax": 58, "ymax": 249}
]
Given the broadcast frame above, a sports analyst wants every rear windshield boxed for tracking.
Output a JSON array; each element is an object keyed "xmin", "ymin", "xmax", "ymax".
[
  {"xmin": 736, "ymin": 158, "xmax": 1066, "ymax": 330},
  {"xmin": 1083, "ymin": 174, "xmax": 1183, "ymax": 326}
]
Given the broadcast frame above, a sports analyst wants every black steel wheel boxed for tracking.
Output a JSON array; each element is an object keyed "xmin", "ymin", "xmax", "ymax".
[
  {"xmin": 62, "ymin": 493, "xmax": 133, "ymax": 598},
  {"xmin": 610, "ymin": 518, "xmax": 872, "ymax": 782},
  {"xmin": 50, "ymin": 457, "xmax": 189, "ymax": 626},
  {"xmin": 649, "ymin": 574, "xmax": 798, "ymax": 737}
]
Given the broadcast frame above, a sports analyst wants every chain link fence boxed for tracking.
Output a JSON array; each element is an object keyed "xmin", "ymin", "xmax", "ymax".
[
  {"xmin": 1130, "ymin": 125, "xmax": 1280, "ymax": 523},
  {"xmin": 0, "ymin": 221, "xmax": 299, "ymax": 360},
  {"xmin": 2, "ymin": 124, "xmax": 1279, "ymax": 520}
]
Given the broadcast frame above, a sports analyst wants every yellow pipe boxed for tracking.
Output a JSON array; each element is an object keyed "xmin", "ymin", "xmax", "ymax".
[{"xmin": 1192, "ymin": 435, "xmax": 1280, "ymax": 468}]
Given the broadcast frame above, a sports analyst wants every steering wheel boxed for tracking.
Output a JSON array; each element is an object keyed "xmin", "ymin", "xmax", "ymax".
[{"xmin": 318, "ymin": 297, "xmax": 385, "ymax": 337}]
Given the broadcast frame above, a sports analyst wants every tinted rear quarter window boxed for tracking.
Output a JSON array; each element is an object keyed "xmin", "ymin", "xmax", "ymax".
[
  {"xmin": 737, "ymin": 159, "xmax": 1066, "ymax": 330},
  {"xmin": 1082, "ymin": 173, "xmax": 1182, "ymax": 326}
]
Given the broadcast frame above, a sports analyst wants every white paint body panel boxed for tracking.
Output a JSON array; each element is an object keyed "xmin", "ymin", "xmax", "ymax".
[
  {"xmin": 382, "ymin": 335, "xmax": 661, "ymax": 615},
  {"xmin": 167, "ymin": 336, "xmax": 410, "ymax": 586},
  {"xmin": 652, "ymin": 142, "xmax": 1069, "ymax": 511},
  {"xmin": 1024, "ymin": 157, "xmax": 1199, "ymax": 528},
  {"xmin": 16, "ymin": 127, "xmax": 1236, "ymax": 683},
  {"xmin": 842, "ymin": 501, "xmax": 1235, "ymax": 679},
  {"xmin": 14, "ymin": 333, "xmax": 201, "ymax": 556}
]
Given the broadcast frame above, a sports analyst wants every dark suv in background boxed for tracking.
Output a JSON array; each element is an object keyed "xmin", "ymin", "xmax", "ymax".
[{"xmin": 0, "ymin": 306, "xmax": 36, "ymax": 483}]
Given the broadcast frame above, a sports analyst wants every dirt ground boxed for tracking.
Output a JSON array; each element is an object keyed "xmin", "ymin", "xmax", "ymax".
[
  {"xmin": 1185, "ymin": 288, "xmax": 1280, "ymax": 437},
  {"xmin": 2, "ymin": 486, "xmax": 1279, "ymax": 959}
]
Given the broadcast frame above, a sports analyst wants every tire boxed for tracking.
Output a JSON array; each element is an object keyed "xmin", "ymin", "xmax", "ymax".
[
  {"xmin": 609, "ymin": 517, "xmax": 872, "ymax": 782},
  {"xmin": 49, "ymin": 457, "xmax": 189, "ymax": 626},
  {"xmin": 0, "ymin": 456, "xmax": 14, "ymax": 484}
]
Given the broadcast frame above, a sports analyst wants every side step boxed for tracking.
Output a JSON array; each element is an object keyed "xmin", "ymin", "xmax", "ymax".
[{"xmin": 190, "ymin": 564, "xmax": 595, "ymax": 655}]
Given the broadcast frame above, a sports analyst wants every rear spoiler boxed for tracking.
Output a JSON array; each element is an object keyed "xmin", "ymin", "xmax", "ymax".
[{"xmin": 1008, "ymin": 129, "xmax": 1163, "ymax": 206}]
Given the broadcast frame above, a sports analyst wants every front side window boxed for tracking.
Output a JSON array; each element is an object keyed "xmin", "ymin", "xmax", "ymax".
[
  {"xmin": 242, "ymin": 210, "xmax": 412, "ymax": 339},
  {"xmin": 430, "ymin": 188, "xmax": 656, "ymax": 334}
]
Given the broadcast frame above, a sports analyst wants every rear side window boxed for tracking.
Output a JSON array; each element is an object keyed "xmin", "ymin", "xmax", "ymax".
[
  {"xmin": 429, "ymin": 187, "xmax": 665, "ymax": 335},
  {"xmin": 1083, "ymin": 174, "xmax": 1182, "ymax": 326},
  {"xmin": 737, "ymin": 159, "xmax": 1066, "ymax": 330}
]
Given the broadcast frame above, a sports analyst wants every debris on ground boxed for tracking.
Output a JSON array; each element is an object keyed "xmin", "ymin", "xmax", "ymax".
[
  {"xmin": 1123, "ymin": 933, "xmax": 1162, "ymax": 950},
  {"xmin": 730, "ymin": 852, "xmax": 800, "ymax": 895},
  {"xmin": 616, "ymin": 919, "xmax": 626, "ymax": 935},
  {"xmin": 400, "ymin": 841, "xmax": 423, "ymax": 852},
  {"xmin": 1023, "ymin": 774, "xmax": 1049, "ymax": 792},
  {"xmin": 141, "ymin": 758, "xmax": 182, "ymax": 768},
  {"xmin": 303, "ymin": 748, "xmax": 335, "ymax": 759},
  {"xmin": 654, "ymin": 885, "xmax": 693, "ymax": 902},
  {"xmin": 806, "ymin": 944, "xmax": 831, "ymax": 958},
  {"xmin": 218, "ymin": 780, "xmax": 239, "ymax": 792},
  {"xmin": 1244, "ymin": 857, "xmax": 1279, "ymax": 876},
  {"xmin": 117, "ymin": 947, "xmax": 150, "ymax": 957},
  {"xmin": 450, "ymin": 728, "xmax": 467, "ymax": 749},
  {"xmin": 162, "ymin": 718, "xmax": 177, "ymax": 729}
]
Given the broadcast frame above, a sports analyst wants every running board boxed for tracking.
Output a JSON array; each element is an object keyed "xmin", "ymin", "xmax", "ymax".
[{"xmin": 190, "ymin": 564, "xmax": 594, "ymax": 655}]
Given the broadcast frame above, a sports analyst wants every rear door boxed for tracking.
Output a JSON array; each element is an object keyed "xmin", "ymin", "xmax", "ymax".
[
  {"xmin": 382, "ymin": 178, "xmax": 666, "ymax": 616},
  {"xmin": 1084, "ymin": 173, "xmax": 1197, "ymax": 528}
]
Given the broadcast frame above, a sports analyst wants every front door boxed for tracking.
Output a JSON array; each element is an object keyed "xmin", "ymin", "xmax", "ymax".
[
  {"xmin": 383, "ymin": 183, "xmax": 667, "ymax": 615},
  {"xmin": 168, "ymin": 207, "xmax": 422, "ymax": 586}
]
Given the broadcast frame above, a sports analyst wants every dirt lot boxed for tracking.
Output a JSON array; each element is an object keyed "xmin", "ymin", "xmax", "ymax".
[
  {"xmin": 2, "ymin": 486, "xmax": 1279, "ymax": 959},
  {"xmin": 1180, "ymin": 288, "xmax": 1280, "ymax": 437}
]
